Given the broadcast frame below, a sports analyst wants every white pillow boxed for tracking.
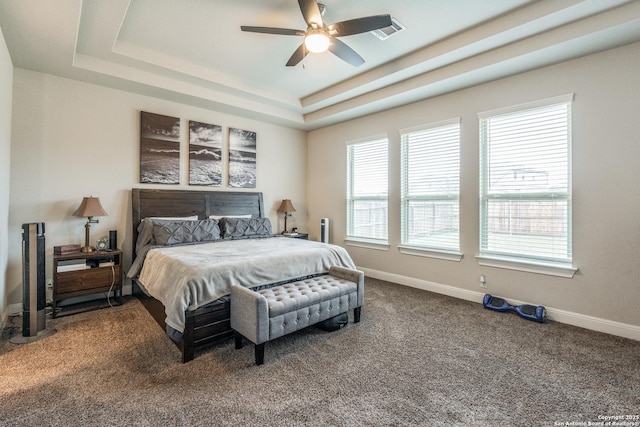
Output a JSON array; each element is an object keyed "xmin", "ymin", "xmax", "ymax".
[
  {"xmin": 145, "ymin": 215, "xmax": 198, "ymax": 221},
  {"xmin": 208, "ymin": 214, "xmax": 252, "ymax": 220}
]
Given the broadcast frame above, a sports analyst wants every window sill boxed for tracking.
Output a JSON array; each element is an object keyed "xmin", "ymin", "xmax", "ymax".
[
  {"xmin": 398, "ymin": 245, "xmax": 463, "ymax": 262},
  {"xmin": 476, "ymin": 255, "xmax": 578, "ymax": 278},
  {"xmin": 344, "ymin": 239, "xmax": 390, "ymax": 251}
]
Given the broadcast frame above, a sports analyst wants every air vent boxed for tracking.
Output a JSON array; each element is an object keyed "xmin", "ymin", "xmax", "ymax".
[{"xmin": 370, "ymin": 17, "xmax": 405, "ymax": 40}]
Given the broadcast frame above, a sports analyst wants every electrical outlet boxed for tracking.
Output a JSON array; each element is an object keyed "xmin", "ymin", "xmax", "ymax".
[{"xmin": 480, "ymin": 275, "xmax": 487, "ymax": 289}]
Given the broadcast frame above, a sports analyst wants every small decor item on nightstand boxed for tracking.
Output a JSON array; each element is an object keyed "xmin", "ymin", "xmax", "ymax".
[
  {"xmin": 95, "ymin": 237, "xmax": 109, "ymax": 252},
  {"xmin": 54, "ymin": 244, "xmax": 82, "ymax": 255},
  {"xmin": 109, "ymin": 230, "xmax": 117, "ymax": 250}
]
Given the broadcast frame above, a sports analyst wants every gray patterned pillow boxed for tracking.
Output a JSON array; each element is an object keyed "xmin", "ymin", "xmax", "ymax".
[
  {"xmin": 152, "ymin": 219, "xmax": 221, "ymax": 246},
  {"xmin": 136, "ymin": 216, "xmax": 199, "ymax": 252},
  {"xmin": 220, "ymin": 217, "xmax": 272, "ymax": 239}
]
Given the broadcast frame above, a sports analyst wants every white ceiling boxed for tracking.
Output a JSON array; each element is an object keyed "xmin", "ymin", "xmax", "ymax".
[{"xmin": 1, "ymin": 0, "xmax": 640, "ymax": 130}]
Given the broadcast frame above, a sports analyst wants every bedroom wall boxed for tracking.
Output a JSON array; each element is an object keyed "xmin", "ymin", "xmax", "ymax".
[
  {"xmin": 0, "ymin": 27, "xmax": 13, "ymax": 326},
  {"xmin": 7, "ymin": 70, "xmax": 307, "ymax": 310},
  {"xmin": 307, "ymin": 42, "xmax": 640, "ymax": 338}
]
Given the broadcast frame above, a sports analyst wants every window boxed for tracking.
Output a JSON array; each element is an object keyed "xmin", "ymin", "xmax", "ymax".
[
  {"xmin": 346, "ymin": 136, "xmax": 388, "ymax": 247},
  {"xmin": 479, "ymin": 94, "xmax": 573, "ymax": 272},
  {"xmin": 400, "ymin": 119, "xmax": 460, "ymax": 256}
]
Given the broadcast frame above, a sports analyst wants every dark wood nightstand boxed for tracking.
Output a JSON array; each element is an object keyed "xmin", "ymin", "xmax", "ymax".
[
  {"xmin": 52, "ymin": 249, "xmax": 123, "ymax": 317},
  {"xmin": 282, "ymin": 232, "xmax": 308, "ymax": 240}
]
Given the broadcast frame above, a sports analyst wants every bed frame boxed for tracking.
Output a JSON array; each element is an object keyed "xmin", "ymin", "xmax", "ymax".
[{"xmin": 131, "ymin": 188, "xmax": 266, "ymax": 362}]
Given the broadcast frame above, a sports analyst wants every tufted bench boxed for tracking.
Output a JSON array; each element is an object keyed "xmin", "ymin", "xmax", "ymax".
[{"xmin": 230, "ymin": 266, "xmax": 364, "ymax": 365}]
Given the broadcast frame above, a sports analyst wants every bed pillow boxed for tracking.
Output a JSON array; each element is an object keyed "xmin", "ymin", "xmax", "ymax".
[
  {"xmin": 152, "ymin": 219, "xmax": 221, "ymax": 246},
  {"xmin": 135, "ymin": 216, "xmax": 199, "ymax": 253},
  {"xmin": 147, "ymin": 215, "xmax": 199, "ymax": 221},
  {"xmin": 208, "ymin": 214, "xmax": 252, "ymax": 220},
  {"xmin": 220, "ymin": 217, "xmax": 272, "ymax": 239}
]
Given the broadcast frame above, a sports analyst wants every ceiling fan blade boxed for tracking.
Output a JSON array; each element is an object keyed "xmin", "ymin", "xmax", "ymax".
[
  {"xmin": 328, "ymin": 38, "xmax": 364, "ymax": 67},
  {"xmin": 286, "ymin": 43, "xmax": 309, "ymax": 67},
  {"xmin": 328, "ymin": 15, "xmax": 393, "ymax": 37},
  {"xmin": 241, "ymin": 26, "xmax": 305, "ymax": 36},
  {"xmin": 298, "ymin": 0, "xmax": 323, "ymax": 28}
]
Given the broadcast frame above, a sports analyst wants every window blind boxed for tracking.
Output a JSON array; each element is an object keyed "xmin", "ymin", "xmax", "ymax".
[
  {"xmin": 346, "ymin": 137, "xmax": 388, "ymax": 243},
  {"xmin": 479, "ymin": 96, "xmax": 572, "ymax": 264},
  {"xmin": 401, "ymin": 120, "xmax": 460, "ymax": 252}
]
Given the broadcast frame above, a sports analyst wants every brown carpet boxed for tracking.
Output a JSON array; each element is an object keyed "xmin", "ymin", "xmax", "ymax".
[{"xmin": 1, "ymin": 277, "xmax": 638, "ymax": 426}]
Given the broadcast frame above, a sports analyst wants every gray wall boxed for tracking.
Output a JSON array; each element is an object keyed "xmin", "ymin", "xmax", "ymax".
[{"xmin": 307, "ymin": 42, "xmax": 640, "ymax": 337}]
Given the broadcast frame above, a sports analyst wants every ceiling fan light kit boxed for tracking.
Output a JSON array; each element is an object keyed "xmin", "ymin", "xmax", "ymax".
[
  {"xmin": 304, "ymin": 30, "xmax": 330, "ymax": 53},
  {"xmin": 241, "ymin": 0, "xmax": 392, "ymax": 67}
]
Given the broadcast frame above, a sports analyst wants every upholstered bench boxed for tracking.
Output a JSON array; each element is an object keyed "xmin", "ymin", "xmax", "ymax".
[{"xmin": 230, "ymin": 266, "xmax": 364, "ymax": 365}]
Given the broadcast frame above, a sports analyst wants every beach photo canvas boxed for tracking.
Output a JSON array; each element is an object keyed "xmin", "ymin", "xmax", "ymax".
[
  {"xmin": 228, "ymin": 127, "xmax": 256, "ymax": 188},
  {"xmin": 140, "ymin": 111, "xmax": 180, "ymax": 184},
  {"xmin": 189, "ymin": 120, "xmax": 222, "ymax": 186}
]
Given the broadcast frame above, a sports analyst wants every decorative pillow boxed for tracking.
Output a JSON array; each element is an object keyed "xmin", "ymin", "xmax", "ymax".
[
  {"xmin": 208, "ymin": 214, "xmax": 252, "ymax": 220},
  {"xmin": 220, "ymin": 217, "xmax": 272, "ymax": 239},
  {"xmin": 152, "ymin": 219, "xmax": 221, "ymax": 246},
  {"xmin": 136, "ymin": 216, "xmax": 199, "ymax": 253}
]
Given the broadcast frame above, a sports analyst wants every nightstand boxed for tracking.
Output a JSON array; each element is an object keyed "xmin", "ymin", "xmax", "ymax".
[
  {"xmin": 52, "ymin": 249, "xmax": 123, "ymax": 317},
  {"xmin": 282, "ymin": 232, "xmax": 308, "ymax": 240}
]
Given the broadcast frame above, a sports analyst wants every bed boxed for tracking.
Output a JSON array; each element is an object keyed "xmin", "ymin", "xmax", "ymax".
[{"xmin": 130, "ymin": 188, "xmax": 356, "ymax": 362}]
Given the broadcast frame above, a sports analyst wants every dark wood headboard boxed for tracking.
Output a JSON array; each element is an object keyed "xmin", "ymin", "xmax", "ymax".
[{"xmin": 131, "ymin": 188, "xmax": 265, "ymax": 259}]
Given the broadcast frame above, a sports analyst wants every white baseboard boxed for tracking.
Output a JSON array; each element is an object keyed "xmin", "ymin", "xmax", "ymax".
[{"xmin": 359, "ymin": 267, "xmax": 640, "ymax": 342}]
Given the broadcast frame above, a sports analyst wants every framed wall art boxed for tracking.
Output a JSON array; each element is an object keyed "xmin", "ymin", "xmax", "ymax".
[
  {"xmin": 189, "ymin": 120, "xmax": 222, "ymax": 186},
  {"xmin": 139, "ymin": 111, "xmax": 180, "ymax": 185},
  {"xmin": 228, "ymin": 127, "xmax": 256, "ymax": 188}
]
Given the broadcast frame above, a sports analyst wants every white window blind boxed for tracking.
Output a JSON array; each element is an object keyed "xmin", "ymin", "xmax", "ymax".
[
  {"xmin": 401, "ymin": 120, "xmax": 460, "ymax": 252},
  {"xmin": 479, "ymin": 95, "xmax": 572, "ymax": 264},
  {"xmin": 346, "ymin": 137, "xmax": 388, "ymax": 244}
]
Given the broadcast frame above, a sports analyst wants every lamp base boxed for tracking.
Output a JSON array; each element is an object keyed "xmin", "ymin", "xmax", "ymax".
[{"xmin": 81, "ymin": 246, "xmax": 94, "ymax": 253}]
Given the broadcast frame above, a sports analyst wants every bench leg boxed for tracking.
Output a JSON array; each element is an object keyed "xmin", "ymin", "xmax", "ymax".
[
  {"xmin": 354, "ymin": 307, "xmax": 361, "ymax": 323},
  {"xmin": 234, "ymin": 332, "xmax": 243, "ymax": 349},
  {"xmin": 255, "ymin": 343, "xmax": 265, "ymax": 365}
]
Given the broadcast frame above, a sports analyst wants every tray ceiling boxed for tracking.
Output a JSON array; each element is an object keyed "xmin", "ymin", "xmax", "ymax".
[{"xmin": 1, "ymin": 0, "xmax": 639, "ymax": 130}]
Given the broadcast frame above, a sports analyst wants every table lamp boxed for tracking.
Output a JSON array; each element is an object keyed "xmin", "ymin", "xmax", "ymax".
[
  {"xmin": 73, "ymin": 196, "xmax": 108, "ymax": 252},
  {"xmin": 277, "ymin": 199, "xmax": 296, "ymax": 234}
]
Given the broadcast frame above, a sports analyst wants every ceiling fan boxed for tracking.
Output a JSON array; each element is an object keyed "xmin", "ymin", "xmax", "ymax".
[{"xmin": 240, "ymin": 0, "xmax": 392, "ymax": 67}]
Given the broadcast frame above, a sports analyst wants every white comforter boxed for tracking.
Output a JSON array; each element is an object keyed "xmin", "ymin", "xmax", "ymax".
[{"xmin": 137, "ymin": 237, "xmax": 356, "ymax": 335}]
